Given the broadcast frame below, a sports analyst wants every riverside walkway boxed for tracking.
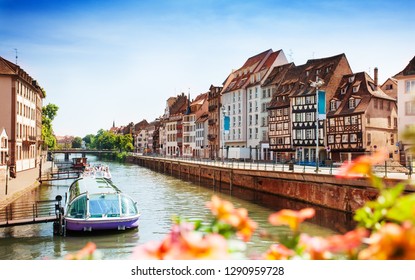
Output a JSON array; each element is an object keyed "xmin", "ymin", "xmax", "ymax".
[
  {"xmin": 132, "ymin": 154, "xmax": 413, "ymax": 181},
  {"xmin": 0, "ymin": 160, "xmax": 52, "ymax": 209}
]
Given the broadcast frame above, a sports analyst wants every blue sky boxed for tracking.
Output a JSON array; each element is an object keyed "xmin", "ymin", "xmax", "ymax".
[{"xmin": 1, "ymin": 0, "xmax": 414, "ymax": 137}]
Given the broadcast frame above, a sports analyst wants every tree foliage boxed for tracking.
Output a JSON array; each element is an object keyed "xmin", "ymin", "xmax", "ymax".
[
  {"xmin": 42, "ymin": 103, "xmax": 59, "ymax": 149},
  {"xmin": 85, "ymin": 129, "xmax": 133, "ymax": 153},
  {"xmin": 71, "ymin": 137, "xmax": 83, "ymax": 148}
]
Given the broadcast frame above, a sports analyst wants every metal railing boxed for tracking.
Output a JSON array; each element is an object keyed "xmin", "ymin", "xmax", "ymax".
[
  {"xmin": 131, "ymin": 153, "xmax": 413, "ymax": 180},
  {"xmin": 0, "ymin": 200, "xmax": 58, "ymax": 226}
]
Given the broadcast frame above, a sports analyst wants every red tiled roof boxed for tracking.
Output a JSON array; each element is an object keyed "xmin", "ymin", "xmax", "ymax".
[
  {"xmin": 327, "ymin": 72, "xmax": 395, "ymax": 117},
  {"xmin": 222, "ymin": 49, "xmax": 274, "ymax": 93},
  {"xmin": 0, "ymin": 57, "xmax": 16, "ymax": 75},
  {"xmin": 394, "ymin": 55, "xmax": 415, "ymax": 78}
]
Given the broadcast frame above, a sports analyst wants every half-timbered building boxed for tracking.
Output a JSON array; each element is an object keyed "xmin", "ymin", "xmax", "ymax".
[{"xmin": 326, "ymin": 71, "xmax": 398, "ymax": 162}]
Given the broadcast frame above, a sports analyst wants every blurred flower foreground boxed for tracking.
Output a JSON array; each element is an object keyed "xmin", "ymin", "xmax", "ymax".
[{"xmin": 66, "ymin": 149, "xmax": 415, "ymax": 260}]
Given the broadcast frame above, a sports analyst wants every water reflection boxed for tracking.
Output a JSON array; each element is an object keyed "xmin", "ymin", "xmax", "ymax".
[{"xmin": 0, "ymin": 155, "xmax": 354, "ymax": 260}]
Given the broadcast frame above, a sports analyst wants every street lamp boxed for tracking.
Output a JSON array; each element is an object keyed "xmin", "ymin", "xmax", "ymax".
[
  {"xmin": 5, "ymin": 153, "xmax": 9, "ymax": 195},
  {"xmin": 310, "ymin": 76, "xmax": 324, "ymax": 173}
]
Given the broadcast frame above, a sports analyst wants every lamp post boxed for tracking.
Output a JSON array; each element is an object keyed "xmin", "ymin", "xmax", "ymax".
[
  {"xmin": 5, "ymin": 153, "xmax": 9, "ymax": 195},
  {"xmin": 310, "ymin": 76, "xmax": 324, "ymax": 173}
]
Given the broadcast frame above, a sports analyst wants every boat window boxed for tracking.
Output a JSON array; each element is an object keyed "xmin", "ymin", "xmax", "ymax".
[
  {"xmin": 89, "ymin": 194, "xmax": 120, "ymax": 218},
  {"xmin": 121, "ymin": 195, "xmax": 138, "ymax": 215},
  {"xmin": 67, "ymin": 195, "xmax": 87, "ymax": 218}
]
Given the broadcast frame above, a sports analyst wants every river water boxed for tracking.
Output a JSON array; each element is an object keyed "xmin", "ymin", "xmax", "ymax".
[{"xmin": 0, "ymin": 155, "xmax": 355, "ymax": 260}]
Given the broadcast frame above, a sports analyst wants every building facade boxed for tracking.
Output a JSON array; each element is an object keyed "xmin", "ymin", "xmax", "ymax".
[
  {"xmin": 327, "ymin": 71, "xmax": 398, "ymax": 162},
  {"xmin": 220, "ymin": 49, "xmax": 287, "ymax": 160},
  {"xmin": 394, "ymin": 56, "xmax": 415, "ymax": 166},
  {"xmin": 207, "ymin": 85, "xmax": 222, "ymax": 159},
  {"xmin": 0, "ymin": 56, "xmax": 45, "ymax": 176}
]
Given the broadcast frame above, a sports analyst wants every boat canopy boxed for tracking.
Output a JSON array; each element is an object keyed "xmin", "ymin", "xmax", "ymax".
[
  {"xmin": 68, "ymin": 177, "xmax": 120, "ymax": 203},
  {"xmin": 66, "ymin": 177, "xmax": 138, "ymax": 219}
]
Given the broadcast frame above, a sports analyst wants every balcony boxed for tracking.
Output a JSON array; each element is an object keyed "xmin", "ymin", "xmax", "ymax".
[
  {"xmin": 208, "ymin": 134, "xmax": 217, "ymax": 141},
  {"xmin": 208, "ymin": 105, "xmax": 218, "ymax": 112},
  {"xmin": 208, "ymin": 119, "xmax": 217, "ymax": 125}
]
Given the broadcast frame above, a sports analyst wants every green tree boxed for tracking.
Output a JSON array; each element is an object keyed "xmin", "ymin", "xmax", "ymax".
[
  {"xmin": 42, "ymin": 103, "xmax": 59, "ymax": 149},
  {"xmin": 72, "ymin": 137, "xmax": 83, "ymax": 148},
  {"xmin": 83, "ymin": 134, "xmax": 96, "ymax": 149}
]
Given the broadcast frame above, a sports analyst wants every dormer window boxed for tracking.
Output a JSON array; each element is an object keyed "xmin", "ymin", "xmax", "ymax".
[
  {"xmin": 306, "ymin": 71, "xmax": 309, "ymax": 76},
  {"xmin": 349, "ymin": 76, "xmax": 355, "ymax": 83},
  {"xmin": 341, "ymin": 87, "xmax": 347, "ymax": 94},
  {"xmin": 353, "ymin": 85, "xmax": 359, "ymax": 93},
  {"xmin": 330, "ymin": 100, "xmax": 337, "ymax": 111},
  {"xmin": 316, "ymin": 69, "xmax": 320, "ymax": 75},
  {"xmin": 349, "ymin": 98, "xmax": 356, "ymax": 109}
]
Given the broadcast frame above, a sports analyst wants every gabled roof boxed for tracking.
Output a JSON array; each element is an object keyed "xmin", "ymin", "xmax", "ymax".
[
  {"xmin": 267, "ymin": 53, "xmax": 351, "ymax": 109},
  {"xmin": 394, "ymin": 55, "xmax": 415, "ymax": 78},
  {"xmin": 222, "ymin": 49, "xmax": 274, "ymax": 93},
  {"xmin": 327, "ymin": 72, "xmax": 396, "ymax": 117},
  {"xmin": 0, "ymin": 57, "xmax": 16, "ymax": 75}
]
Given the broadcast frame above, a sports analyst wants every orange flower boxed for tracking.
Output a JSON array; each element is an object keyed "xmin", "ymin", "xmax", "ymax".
[
  {"xmin": 131, "ymin": 223, "xmax": 230, "ymax": 260},
  {"xmin": 358, "ymin": 222, "xmax": 415, "ymax": 260},
  {"xmin": 337, "ymin": 149, "xmax": 388, "ymax": 178},
  {"xmin": 207, "ymin": 195, "xmax": 257, "ymax": 242},
  {"xmin": 206, "ymin": 195, "xmax": 236, "ymax": 222},
  {"xmin": 268, "ymin": 208, "xmax": 315, "ymax": 232},
  {"xmin": 64, "ymin": 242, "xmax": 97, "ymax": 260},
  {"xmin": 262, "ymin": 244, "xmax": 294, "ymax": 260}
]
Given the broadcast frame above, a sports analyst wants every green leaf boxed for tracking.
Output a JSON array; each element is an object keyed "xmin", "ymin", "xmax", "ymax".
[{"xmin": 386, "ymin": 193, "xmax": 415, "ymax": 223}]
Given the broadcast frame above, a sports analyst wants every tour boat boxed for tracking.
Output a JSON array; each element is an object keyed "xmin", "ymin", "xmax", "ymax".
[{"xmin": 64, "ymin": 174, "xmax": 140, "ymax": 232}]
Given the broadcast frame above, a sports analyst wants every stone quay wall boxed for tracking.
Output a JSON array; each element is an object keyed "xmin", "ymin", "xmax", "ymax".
[{"xmin": 127, "ymin": 156, "xmax": 413, "ymax": 213}]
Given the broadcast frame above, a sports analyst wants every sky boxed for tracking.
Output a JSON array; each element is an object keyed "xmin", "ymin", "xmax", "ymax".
[{"xmin": 0, "ymin": 0, "xmax": 414, "ymax": 137}]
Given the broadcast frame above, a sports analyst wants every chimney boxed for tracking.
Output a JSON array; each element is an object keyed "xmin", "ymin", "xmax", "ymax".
[{"xmin": 374, "ymin": 67, "xmax": 378, "ymax": 88}]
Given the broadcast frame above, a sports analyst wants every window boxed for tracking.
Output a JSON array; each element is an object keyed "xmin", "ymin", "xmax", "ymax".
[
  {"xmin": 374, "ymin": 99, "xmax": 378, "ymax": 109},
  {"xmin": 349, "ymin": 98, "xmax": 355, "ymax": 109},
  {"xmin": 367, "ymin": 133, "xmax": 371, "ymax": 145},
  {"xmin": 342, "ymin": 134, "xmax": 348, "ymax": 143},
  {"xmin": 330, "ymin": 100, "xmax": 337, "ymax": 111},
  {"xmin": 328, "ymin": 135, "xmax": 334, "ymax": 143},
  {"xmin": 306, "ymin": 112, "xmax": 313, "ymax": 122},
  {"xmin": 350, "ymin": 134, "xmax": 357, "ymax": 142},
  {"xmin": 367, "ymin": 116, "xmax": 371, "ymax": 125},
  {"xmin": 306, "ymin": 129, "xmax": 313, "ymax": 139},
  {"xmin": 405, "ymin": 80, "xmax": 415, "ymax": 93},
  {"xmin": 353, "ymin": 86, "xmax": 359, "ymax": 93},
  {"xmin": 341, "ymin": 87, "xmax": 347, "ymax": 95},
  {"xmin": 394, "ymin": 117, "xmax": 398, "ymax": 128},
  {"xmin": 329, "ymin": 118, "xmax": 335, "ymax": 126},
  {"xmin": 405, "ymin": 101, "xmax": 415, "ymax": 115},
  {"xmin": 344, "ymin": 116, "xmax": 351, "ymax": 125},
  {"xmin": 283, "ymin": 108, "xmax": 289, "ymax": 115},
  {"xmin": 351, "ymin": 115, "xmax": 357, "ymax": 125},
  {"xmin": 388, "ymin": 116, "xmax": 391, "ymax": 127},
  {"xmin": 380, "ymin": 100, "xmax": 383, "ymax": 110},
  {"xmin": 390, "ymin": 134, "xmax": 394, "ymax": 145},
  {"xmin": 349, "ymin": 76, "xmax": 355, "ymax": 83}
]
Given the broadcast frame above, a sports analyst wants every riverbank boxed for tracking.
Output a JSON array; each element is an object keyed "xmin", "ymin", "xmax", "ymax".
[{"xmin": 0, "ymin": 160, "xmax": 51, "ymax": 209}]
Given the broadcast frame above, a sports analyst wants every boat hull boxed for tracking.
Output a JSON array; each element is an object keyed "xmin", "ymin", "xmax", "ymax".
[{"xmin": 65, "ymin": 215, "xmax": 140, "ymax": 232}]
